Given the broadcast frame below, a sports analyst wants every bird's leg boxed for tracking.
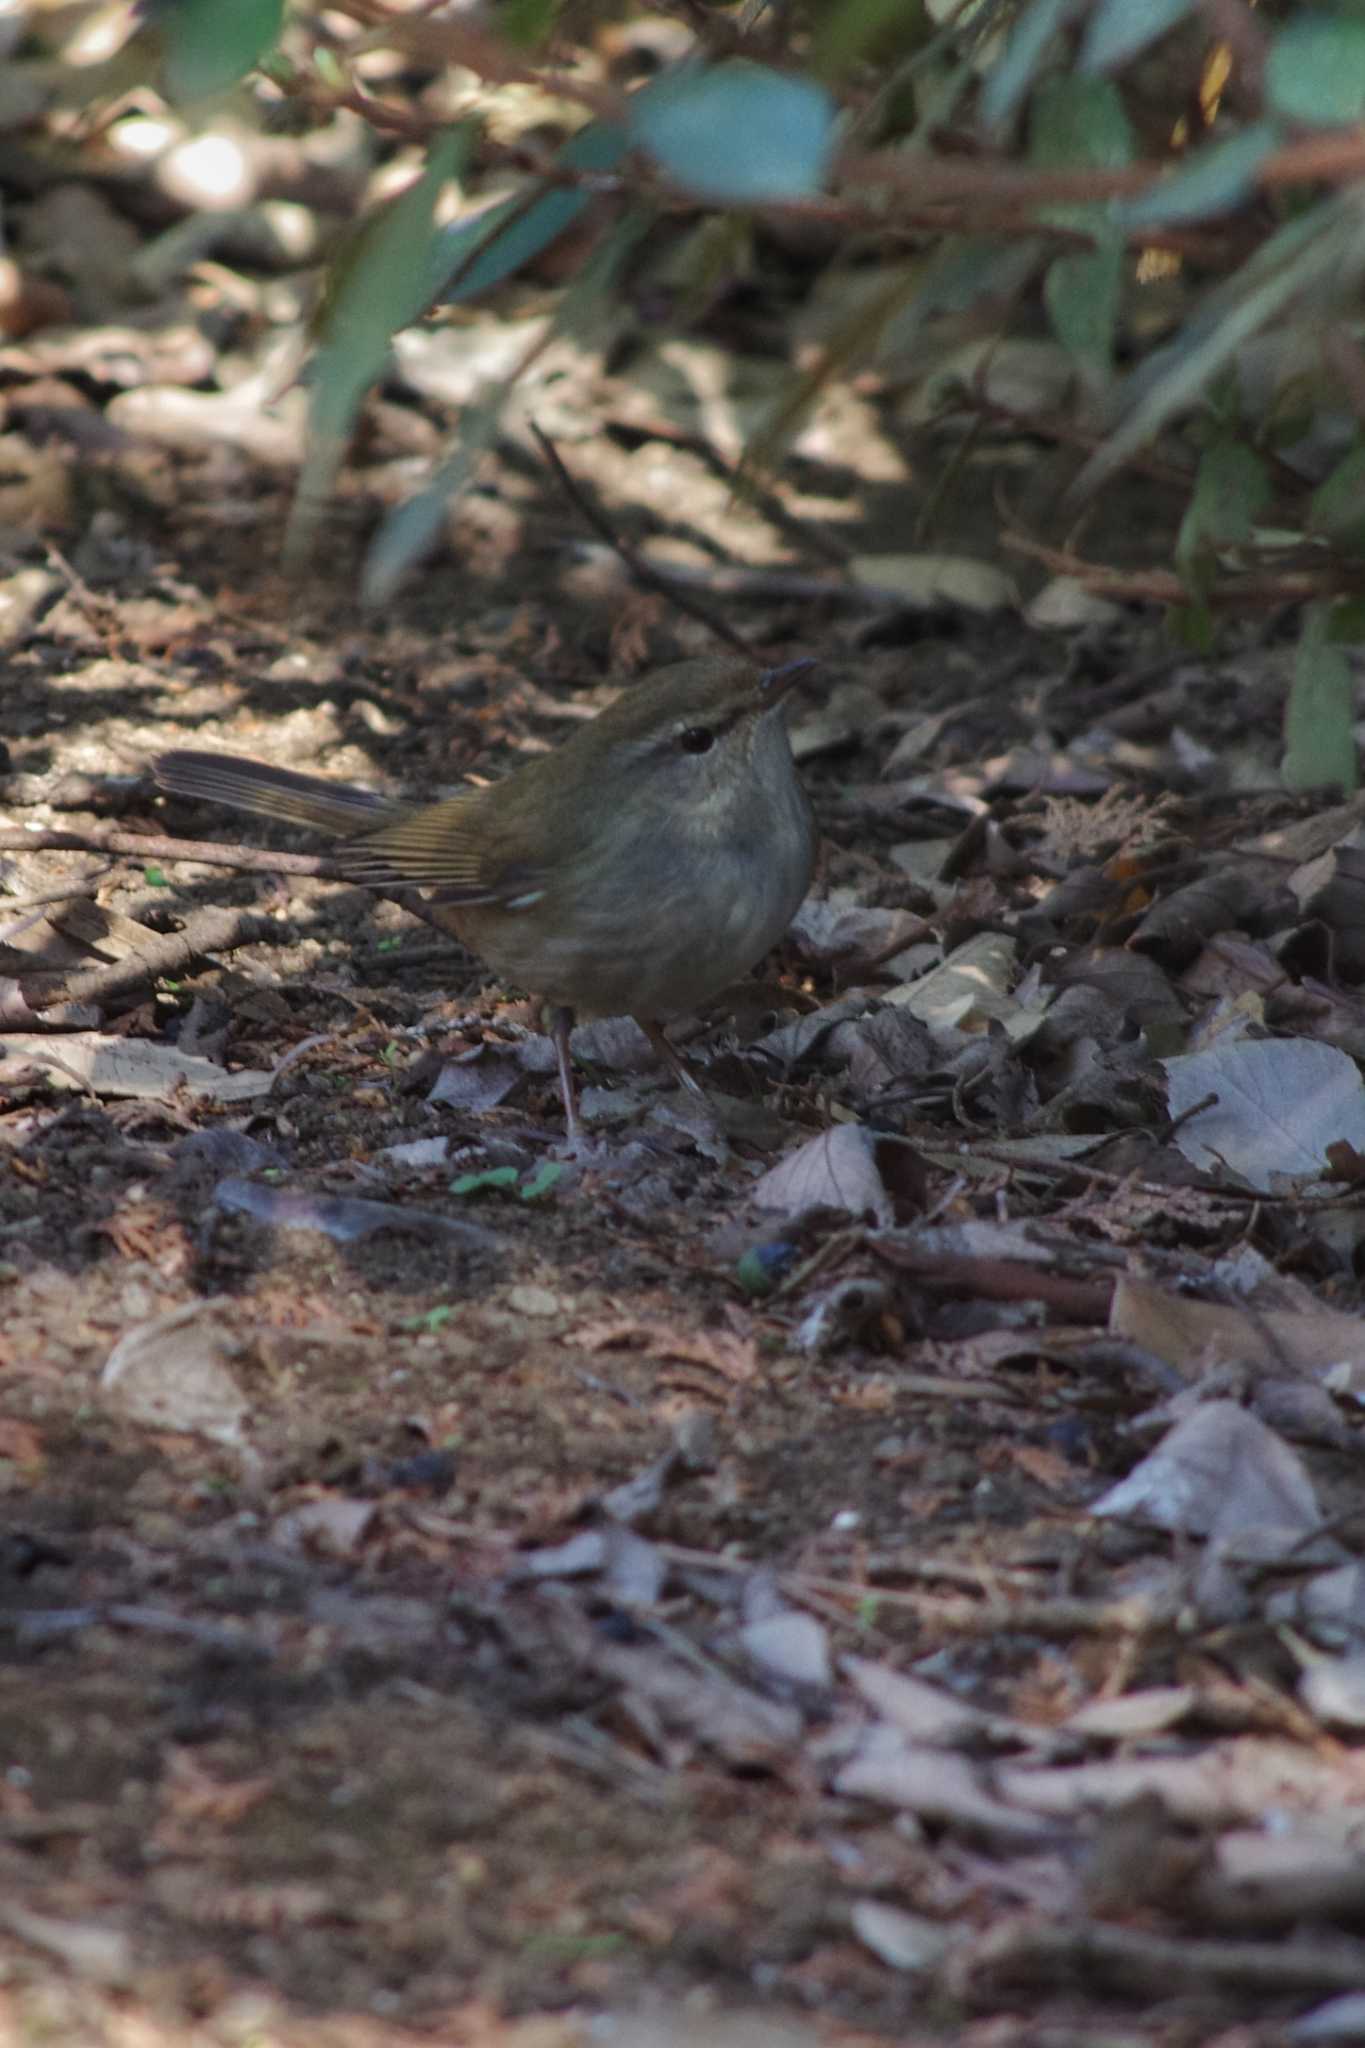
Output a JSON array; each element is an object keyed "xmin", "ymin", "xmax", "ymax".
[
  {"xmin": 549, "ymin": 1004, "xmax": 583, "ymax": 1144},
  {"xmin": 635, "ymin": 1016, "xmax": 706, "ymax": 1097}
]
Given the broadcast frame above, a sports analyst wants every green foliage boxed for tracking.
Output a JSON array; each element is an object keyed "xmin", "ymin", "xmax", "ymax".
[
  {"xmin": 1328, "ymin": 597, "xmax": 1365, "ymax": 639},
  {"xmin": 980, "ymin": 0, "xmax": 1076, "ymax": 128},
  {"xmin": 1266, "ymin": 11, "xmax": 1365, "ymax": 127},
  {"xmin": 366, "ymin": 181, "xmax": 649, "ymax": 605},
  {"xmin": 427, "ymin": 122, "xmax": 630, "ymax": 311},
  {"xmin": 1074, "ymin": 196, "xmax": 1363, "ymax": 499},
  {"xmin": 1119, "ymin": 123, "xmax": 1280, "ymax": 229},
  {"xmin": 450, "ymin": 1162, "xmax": 566, "ymax": 1199},
  {"xmin": 1029, "ymin": 72, "xmax": 1135, "ymax": 172},
  {"xmin": 1030, "ymin": 75, "xmax": 1134, "ymax": 380},
  {"xmin": 1080, "ymin": 0, "xmax": 1197, "ymax": 74},
  {"xmin": 289, "ymin": 128, "xmax": 464, "ymax": 564},
  {"xmin": 450, "ymin": 1166, "xmax": 522, "ymax": 1196},
  {"xmin": 1311, "ymin": 441, "xmax": 1365, "ymax": 552},
  {"xmin": 1285, "ymin": 607, "xmax": 1359, "ymax": 792},
  {"xmin": 159, "ymin": 0, "xmax": 285, "ymax": 102},
  {"xmin": 736, "ymin": 1248, "xmax": 776, "ymax": 1296},
  {"xmin": 519, "ymin": 1161, "xmax": 567, "ymax": 1200},
  {"xmin": 402, "ymin": 1304, "xmax": 455, "ymax": 1332},
  {"xmin": 1176, "ymin": 438, "xmax": 1272, "ymax": 596},
  {"xmin": 810, "ymin": 0, "xmax": 930, "ymax": 78},
  {"xmin": 629, "ymin": 63, "xmax": 836, "ymax": 203},
  {"xmin": 364, "ymin": 396, "xmax": 507, "ymax": 609},
  {"xmin": 497, "ymin": 0, "xmax": 562, "ymax": 48},
  {"xmin": 55, "ymin": 0, "xmax": 1365, "ymax": 669}
]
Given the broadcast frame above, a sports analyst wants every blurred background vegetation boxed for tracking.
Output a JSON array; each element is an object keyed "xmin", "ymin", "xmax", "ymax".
[{"xmin": 6, "ymin": 0, "xmax": 1365, "ymax": 786}]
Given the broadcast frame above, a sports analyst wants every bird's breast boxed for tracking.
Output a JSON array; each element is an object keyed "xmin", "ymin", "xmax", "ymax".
[{"xmin": 447, "ymin": 772, "xmax": 814, "ymax": 1020}]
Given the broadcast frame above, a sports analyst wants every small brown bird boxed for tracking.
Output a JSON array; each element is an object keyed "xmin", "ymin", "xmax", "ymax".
[{"xmin": 154, "ymin": 656, "xmax": 816, "ymax": 1139}]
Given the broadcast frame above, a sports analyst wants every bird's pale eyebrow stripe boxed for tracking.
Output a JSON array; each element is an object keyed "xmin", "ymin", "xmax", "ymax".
[{"xmin": 506, "ymin": 890, "xmax": 547, "ymax": 909}]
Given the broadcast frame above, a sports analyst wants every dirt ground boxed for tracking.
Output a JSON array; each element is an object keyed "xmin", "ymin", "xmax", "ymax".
[{"xmin": 3, "ymin": 308, "xmax": 1365, "ymax": 2048}]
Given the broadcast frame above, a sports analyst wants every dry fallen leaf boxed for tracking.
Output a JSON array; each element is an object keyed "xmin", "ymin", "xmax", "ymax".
[
  {"xmin": 752, "ymin": 1124, "xmax": 894, "ymax": 1224},
  {"xmin": 100, "ymin": 1299, "xmax": 251, "ymax": 1448},
  {"xmin": 1091, "ymin": 1400, "xmax": 1323, "ymax": 1557},
  {"xmin": 0, "ymin": 1032, "xmax": 272, "ymax": 1101}
]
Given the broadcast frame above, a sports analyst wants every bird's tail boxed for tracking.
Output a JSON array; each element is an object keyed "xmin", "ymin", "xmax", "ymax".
[{"xmin": 154, "ymin": 750, "xmax": 400, "ymax": 837}]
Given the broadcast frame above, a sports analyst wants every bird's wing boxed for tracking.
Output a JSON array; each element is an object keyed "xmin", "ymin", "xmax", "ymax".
[{"xmin": 337, "ymin": 793, "xmax": 547, "ymax": 907}]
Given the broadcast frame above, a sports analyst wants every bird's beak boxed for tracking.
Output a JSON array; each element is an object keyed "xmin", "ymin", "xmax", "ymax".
[{"xmin": 758, "ymin": 657, "xmax": 816, "ymax": 708}]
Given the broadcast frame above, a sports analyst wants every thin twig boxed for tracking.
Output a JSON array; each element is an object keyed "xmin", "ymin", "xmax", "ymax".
[
  {"xmin": 0, "ymin": 826, "xmax": 336, "ymax": 878},
  {"xmin": 530, "ymin": 422, "xmax": 755, "ymax": 657},
  {"xmin": 1001, "ymin": 531, "xmax": 1365, "ymax": 608},
  {"xmin": 314, "ymin": 1, "xmax": 622, "ymax": 119},
  {"xmin": 42, "ymin": 543, "xmax": 123, "ymax": 644},
  {"xmin": 0, "ymin": 873, "xmax": 112, "ymax": 918},
  {"xmin": 870, "ymin": 1239, "xmax": 1116, "ymax": 1323},
  {"xmin": 0, "ymin": 907, "xmax": 279, "ymax": 1024},
  {"xmin": 612, "ymin": 558, "xmax": 860, "ymax": 605},
  {"xmin": 960, "ymin": 1916, "xmax": 1365, "ymax": 2001},
  {"xmin": 790, "ymin": 1578, "xmax": 1167, "ymax": 1639},
  {"xmin": 0, "ymin": 867, "xmax": 113, "ymax": 924},
  {"xmin": 0, "ymin": 825, "xmax": 476, "ymax": 977}
]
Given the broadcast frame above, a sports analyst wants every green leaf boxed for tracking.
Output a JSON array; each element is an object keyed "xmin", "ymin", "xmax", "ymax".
[
  {"xmin": 1310, "ymin": 440, "xmax": 1365, "ymax": 551},
  {"xmin": 1030, "ymin": 73, "xmax": 1135, "ymax": 170},
  {"xmin": 366, "ymin": 201, "xmax": 652, "ymax": 605},
  {"xmin": 550, "ymin": 202, "xmax": 655, "ymax": 342},
  {"xmin": 1262, "ymin": 373, "xmax": 1319, "ymax": 453},
  {"xmin": 450, "ymin": 1166, "xmax": 521, "ymax": 1196},
  {"xmin": 1285, "ymin": 607, "xmax": 1359, "ymax": 792},
  {"xmin": 288, "ymin": 128, "xmax": 463, "ymax": 564},
  {"xmin": 363, "ymin": 391, "xmax": 506, "ymax": 606},
  {"xmin": 1329, "ymin": 597, "xmax": 1365, "ymax": 641},
  {"xmin": 812, "ymin": 0, "xmax": 929, "ymax": 77},
  {"xmin": 980, "ymin": 0, "xmax": 1078, "ymax": 129},
  {"xmin": 1170, "ymin": 601, "xmax": 1215, "ymax": 652},
  {"xmin": 1119, "ymin": 122, "xmax": 1280, "ymax": 228},
  {"xmin": 314, "ymin": 127, "xmax": 468, "ymax": 384},
  {"xmin": 447, "ymin": 1163, "xmax": 565, "ymax": 1200},
  {"xmin": 498, "ymin": 0, "xmax": 560, "ymax": 47},
  {"xmin": 1081, "ymin": 0, "xmax": 1196, "ymax": 72},
  {"xmin": 1267, "ymin": 12, "xmax": 1365, "ymax": 128},
  {"xmin": 1073, "ymin": 194, "xmax": 1359, "ymax": 499},
  {"xmin": 1030, "ymin": 77, "xmax": 1133, "ymax": 381},
  {"xmin": 428, "ymin": 121, "xmax": 629, "ymax": 310},
  {"xmin": 161, "ymin": 0, "xmax": 284, "ymax": 100},
  {"xmin": 1176, "ymin": 438, "xmax": 1272, "ymax": 592},
  {"xmin": 402, "ymin": 1304, "xmax": 454, "ymax": 1332},
  {"xmin": 143, "ymin": 864, "xmax": 168, "ymax": 886},
  {"xmin": 1044, "ymin": 236, "xmax": 1122, "ymax": 380},
  {"xmin": 890, "ymin": 233, "xmax": 1045, "ymax": 326},
  {"xmin": 736, "ymin": 1248, "xmax": 775, "ymax": 1296},
  {"xmin": 629, "ymin": 62, "xmax": 836, "ymax": 203}
]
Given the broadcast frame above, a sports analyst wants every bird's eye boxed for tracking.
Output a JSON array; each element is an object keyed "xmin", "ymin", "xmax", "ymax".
[{"xmin": 677, "ymin": 726, "xmax": 715, "ymax": 755}]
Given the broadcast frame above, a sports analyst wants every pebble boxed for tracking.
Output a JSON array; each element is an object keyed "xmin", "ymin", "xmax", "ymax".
[{"xmin": 507, "ymin": 1284, "xmax": 560, "ymax": 1318}]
